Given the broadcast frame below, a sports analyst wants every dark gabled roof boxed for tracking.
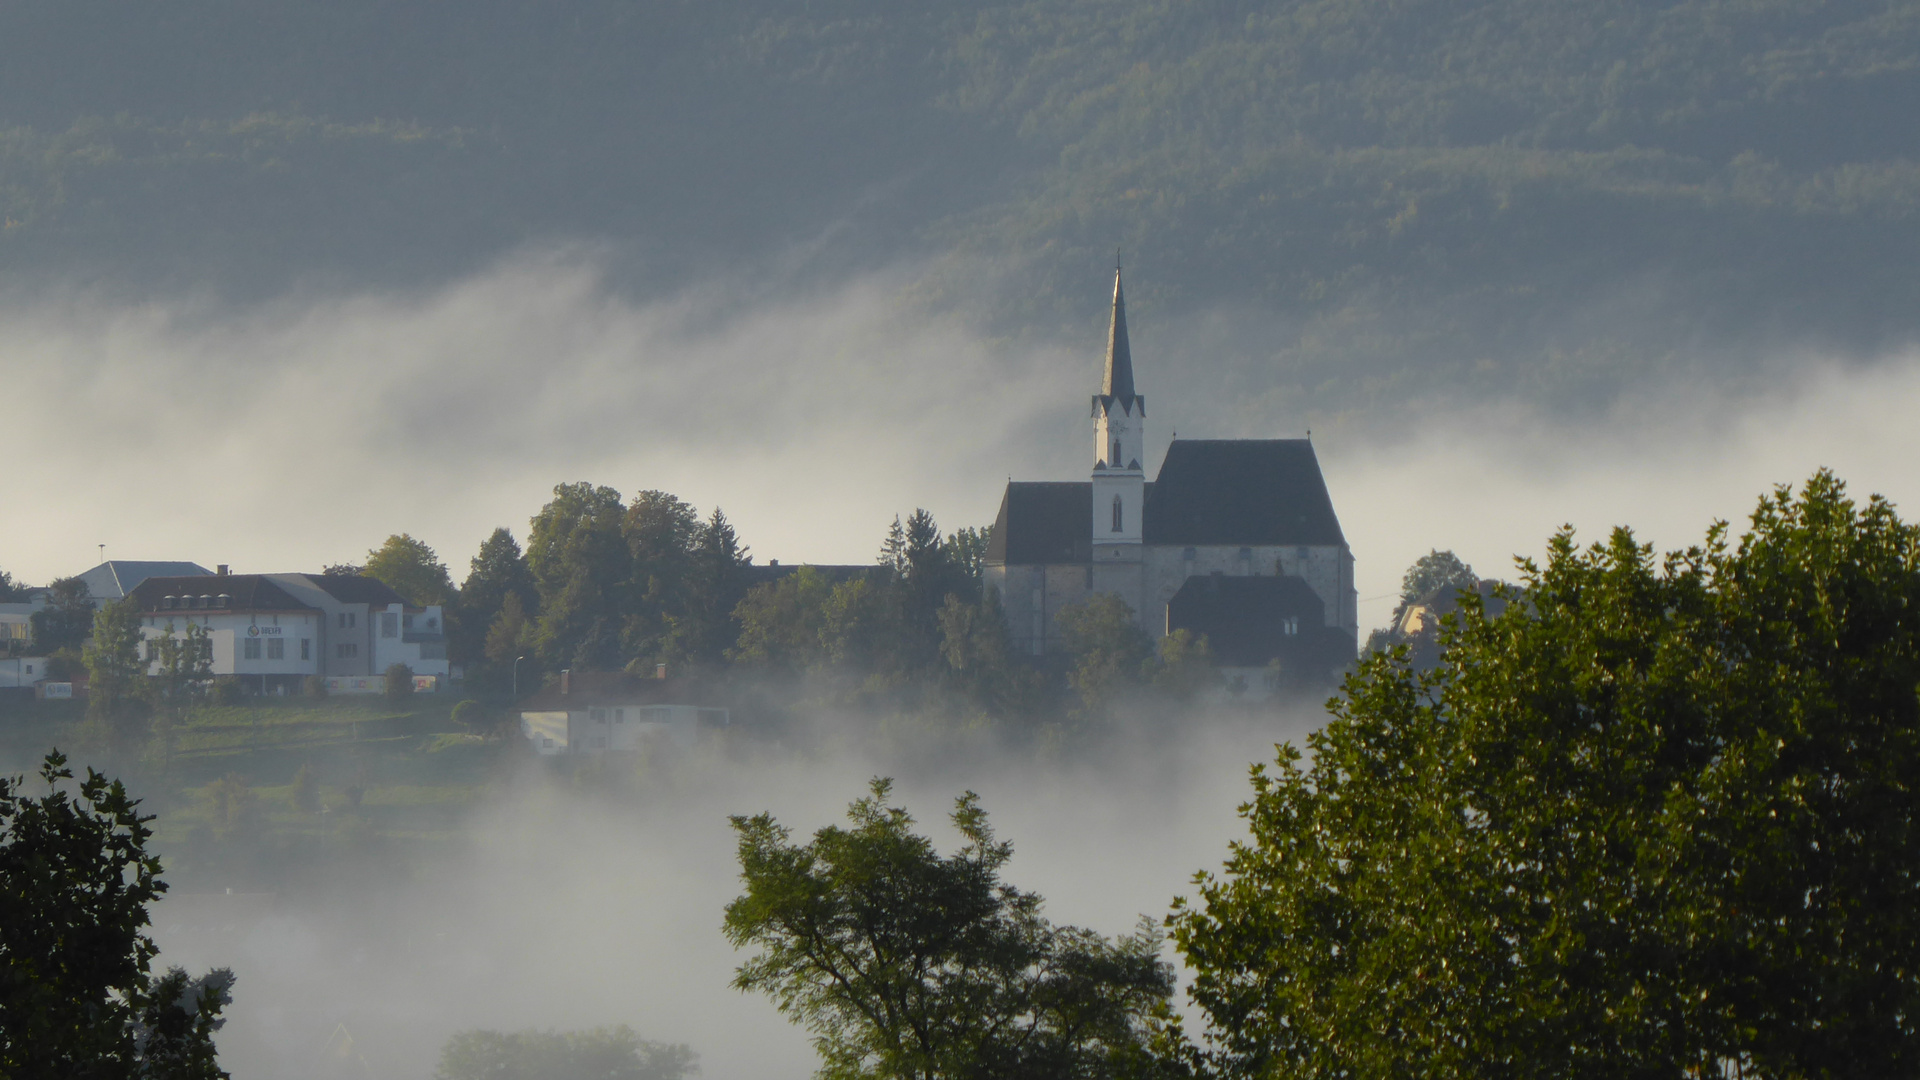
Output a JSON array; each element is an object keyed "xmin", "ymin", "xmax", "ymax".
[
  {"xmin": 1144, "ymin": 439, "xmax": 1346, "ymax": 547},
  {"xmin": 128, "ymin": 575, "xmax": 318, "ymax": 613},
  {"xmin": 306, "ymin": 574, "xmax": 410, "ymax": 607},
  {"xmin": 987, "ymin": 483, "xmax": 1093, "ymax": 565},
  {"xmin": 77, "ymin": 561, "xmax": 212, "ymax": 600},
  {"xmin": 517, "ymin": 670, "xmax": 727, "ymax": 711},
  {"xmin": 1167, "ymin": 574, "xmax": 1349, "ymax": 669}
]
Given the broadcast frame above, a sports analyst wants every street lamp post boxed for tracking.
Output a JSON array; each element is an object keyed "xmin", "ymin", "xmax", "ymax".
[{"xmin": 512, "ymin": 655, "xmax": 526, "ymax": 701}]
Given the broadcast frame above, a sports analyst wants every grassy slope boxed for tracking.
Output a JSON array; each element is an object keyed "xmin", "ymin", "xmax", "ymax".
[{"xmin": 0, "ymin": 692, "xmax": 506, "ymax": 892}]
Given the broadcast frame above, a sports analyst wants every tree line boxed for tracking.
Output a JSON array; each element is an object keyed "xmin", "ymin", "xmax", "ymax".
[{"xmin": 358, "ymin": 482, "xmax": 1226, "ymax": 720}]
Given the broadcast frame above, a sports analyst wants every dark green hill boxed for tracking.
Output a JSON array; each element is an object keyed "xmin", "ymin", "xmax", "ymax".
[{"xmin": 1, "ymin": 0, "xmax": 1916, "ymax": 405}]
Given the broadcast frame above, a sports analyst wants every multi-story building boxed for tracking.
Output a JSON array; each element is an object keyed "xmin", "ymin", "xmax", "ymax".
[
  {"xmin": 128, "ymin": 571, "xmax": 449, "ymax": 694},
  {"xmin": 983, "ymin": 270, "xmax": 1358, "ymax": 689}
]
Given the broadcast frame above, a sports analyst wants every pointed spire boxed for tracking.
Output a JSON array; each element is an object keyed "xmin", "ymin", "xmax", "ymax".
[{"xmin": 1102, "ymin": 266, "xmax": 1136, "ymax": 402}]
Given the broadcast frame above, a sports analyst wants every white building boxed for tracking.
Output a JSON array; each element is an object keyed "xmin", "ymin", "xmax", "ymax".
[
  {"xmin": 0, "ymin": 656, "xmax": 51, "ymax": 689},
  {"xmin": 982, "ymin": 269, "xmax": 1358, "ymax": 689},
  {"xmin": 518, "ymin": 670, "xmax": 729, "ymax": 756},
  {"xmin": 128, "ymin": 571, "xmax": 449, "ymax": 694},
  {"xmin": 0, "ymin": 600, "xmax": 41, "ymax": 652}
]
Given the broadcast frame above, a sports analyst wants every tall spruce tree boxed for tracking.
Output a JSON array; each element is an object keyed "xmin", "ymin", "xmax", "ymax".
[{"xmin": 453, "ymin": 528, "xmax": 536, "ymax": 667}]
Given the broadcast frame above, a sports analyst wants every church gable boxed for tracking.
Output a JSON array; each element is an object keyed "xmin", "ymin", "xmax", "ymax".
[{"xmin": 1143, "ymin": 439, "xmax": 1347, "ymax": 547}]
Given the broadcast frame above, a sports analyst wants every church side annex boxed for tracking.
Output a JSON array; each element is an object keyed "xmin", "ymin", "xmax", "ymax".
[{"xmin": 983, "ymin": 269, "xmax": 1359, "ymax": 689}]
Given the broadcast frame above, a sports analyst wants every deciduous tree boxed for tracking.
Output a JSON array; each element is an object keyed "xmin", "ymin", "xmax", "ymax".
[
  {"xmin": 1172, "ymin": 471, "xmax": 1920, "ymax": 1079},
  {"xmin": 0, "ymin": 751, "xmax": 233, "ymax": 1077},
  {"xmin": 725, "ymin": 779, "xmax": 1174, "ymax": 1080},
  {"xmin": 365, "ymin": 533, "xmax": 456, "ymax": 608},
  {"xmin": 1057, "ymin": 594, "xmax": 1152, "ymax": 719},
  {"xmin": 31, "ymin": 576, "xmax": 94, "ymax": 654},
  {"xmin": 527, "ymin": 482, "xmax": 629, "ymax": 669}
]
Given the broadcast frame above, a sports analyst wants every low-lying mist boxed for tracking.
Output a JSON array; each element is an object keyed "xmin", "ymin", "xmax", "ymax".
[
  {"xmin": 6, "ymin": 247, "xmax": 1920, "ymax": 636},
  {"xmin": 146, "ymin": 706, "xmax": 1323, "ymax": 1080}
]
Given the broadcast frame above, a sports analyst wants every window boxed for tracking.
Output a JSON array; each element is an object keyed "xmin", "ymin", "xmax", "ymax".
[
  {"xmin": 301, "ymin": 639, "xmax": 311, "ymax": 660},
  {"xmin": 336, "ymin": 643, "xmax": 358, "ymax": 659},
  {"xmin": 381, "ymin": 613, "xmax": 398, "ymax": 638},
  {"xmin": 337, "ymin": 612, "xmax": 358, "ymax": 629},
  {"xmin": 145, "ymin": 641, "xmax": 160, "ymax": 662},
  {"xmin": 403, "ymin": 614, "xmax": 414, "ymax": 630},
  {"xmin": 613, "ymin": 708, "xmax": 625, "ymax": 723},
  {"xmin": 427, "ymin": 616, "xmax": 438, "ymax": 629},
  {"xmin": 267, "ymin": 638, "xmax": 285, "ymax": 660},
  {"xmin": 243, "ymin": 638, "xmax": 262, "ymax": 660},
  {"xmin": 216, "ymin": 594, "xmax": 231, "ymax": 608},
  {"xmin": 1111, "ymin": 495, "xmax": 1123, "ymax": 533},
  {"xmin": 1112, "ymin": 439, "xmax": 1121, "ymax": 464}
]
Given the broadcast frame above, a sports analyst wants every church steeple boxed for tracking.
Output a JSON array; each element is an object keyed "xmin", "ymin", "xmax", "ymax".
[
  {"xmin": 1102, "ymin": 267, "xmax": 1137, "ymax": 403},
  {"xmin": 1091, "ymin": 266, "xmax": 1146, "ymax": 548}
]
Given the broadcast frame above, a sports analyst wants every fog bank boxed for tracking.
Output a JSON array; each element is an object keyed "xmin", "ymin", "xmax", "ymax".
[{"xmin": 149, "ymin": 709, "xmax": 1324, "ymax": 1079}]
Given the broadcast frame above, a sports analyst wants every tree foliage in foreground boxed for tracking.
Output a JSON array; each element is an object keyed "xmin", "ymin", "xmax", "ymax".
[
  {"xmin": 0, "ymin": 751, "xmax": 232, "ymax": 1078},
  {"xmin": 726, "ymin": 779, "xmax": 1174, "ymax": 1080},
  {"xmin": 1172, "ymin": 471, "xmax": 1920, "ymax": 1078},
  {"xmin": 435, "ymin": 1025, "xmax": 696, "ymax": 1080}
]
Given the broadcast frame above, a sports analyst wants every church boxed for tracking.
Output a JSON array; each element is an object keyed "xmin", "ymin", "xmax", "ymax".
[{"xmin": 982, "ymin": 270, "xmax": 1359, "ymax": 689}]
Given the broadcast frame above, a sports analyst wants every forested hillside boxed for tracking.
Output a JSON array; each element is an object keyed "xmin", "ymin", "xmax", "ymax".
[{"xmin": 3, "ymin": 0, "xmax": 1917, "ymax": 403}]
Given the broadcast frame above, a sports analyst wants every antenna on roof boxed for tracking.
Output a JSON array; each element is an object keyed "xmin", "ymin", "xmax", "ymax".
[
  {"xmin": 1116, "ymin": 247, "xmax": 1122, "ymax": 272},
  {"xmin": 98, "ymin": 544, "xmax": 105, "ymax": 562}
]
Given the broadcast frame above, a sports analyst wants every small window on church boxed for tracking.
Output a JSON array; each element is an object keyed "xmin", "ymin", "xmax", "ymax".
[
  {"xmin": 1112, "ymin": 440, "xmax": 1122, "ymax": 464},
  {"xmin": 1112, "ymin": 495, "xmax": 1123, "ymax": 532}
]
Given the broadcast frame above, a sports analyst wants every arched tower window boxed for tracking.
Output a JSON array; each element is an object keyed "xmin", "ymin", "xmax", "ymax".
[
  {"xmin": 1112, "ymin": 439, "xmax": 1122, "ymax": 465},
  {"xmin": 1112, "ymin": 495, "xmax": 1124, "ymax": 533}
]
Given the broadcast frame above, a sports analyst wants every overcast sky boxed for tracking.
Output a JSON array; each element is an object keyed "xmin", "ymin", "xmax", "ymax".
[{"xmin": 6, "ymin": 248, "xmax": 1919, "ymax": 633}]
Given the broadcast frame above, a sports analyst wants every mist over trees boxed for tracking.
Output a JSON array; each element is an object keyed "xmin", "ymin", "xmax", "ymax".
[{"xmin": 0, "ymin": 1, "xmax": 1915, "ymax": 407}]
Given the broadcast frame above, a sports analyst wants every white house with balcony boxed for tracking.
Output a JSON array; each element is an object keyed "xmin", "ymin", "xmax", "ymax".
[{"xmin": 128, "ymin": 571, "xmax": 449, "ymax": 694}]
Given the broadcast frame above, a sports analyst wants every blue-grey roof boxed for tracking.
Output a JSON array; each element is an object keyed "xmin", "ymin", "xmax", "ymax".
[
  {"xmin": 1143, "ymin": 440, "xmax": 1346, "ymax": 547},
  {"xmin": 1167, "ymin": 574, "xmax": 1353, "ymax": 670},
  {"xmin": 987, "ymin": 438, "xmax": 1347, "ymax": 565},
  {"xmin": 75, "ymin": 561, "xmax": 212, "ymax": 601},
  {"xmin": 987, "ymin": 483, "xmax": 1095, "ymax": 565}
]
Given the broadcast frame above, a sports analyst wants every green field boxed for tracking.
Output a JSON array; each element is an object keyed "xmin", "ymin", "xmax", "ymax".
[{"xmin": 0, "ymin": 692, "xmax": 515, "ymax": 891}]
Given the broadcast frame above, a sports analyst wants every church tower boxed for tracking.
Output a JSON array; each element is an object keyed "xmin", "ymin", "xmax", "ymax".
[{"xmin": 1091, "ymin": 267, "xmax": 1146, "ymax": 565}]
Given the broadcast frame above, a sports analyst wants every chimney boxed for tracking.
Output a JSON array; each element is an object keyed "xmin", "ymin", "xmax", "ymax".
[
  {"xmin": 655, "ymin": 663, "xmax": 667, "ymax": 680},
  {"xmin": 217, "ymin": 564, "xmax": 229, "ymax": 576},
  {"xmin": 560, "ymin": 669, "xmax": 570, "ymax": 696}
]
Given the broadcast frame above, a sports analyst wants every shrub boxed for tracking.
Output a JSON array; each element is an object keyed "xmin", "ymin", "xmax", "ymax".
[
  {"xmin": 383, "ymin": 663, "xmax": 414, "ymax": 698},
  {"xmin": 209, "ymin": 676, "xmax": 245, "ymax": 705},
  {"xmin": 303, "ymin": 674, "xmax": 328, "ymax": 699},
  {"xmin": 290, "ymin": 763, "xmax": 320, "ymax": 814},
  {"xmin": 450, "ymin": 699, "xmax": 487, "ymax": 734}
]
